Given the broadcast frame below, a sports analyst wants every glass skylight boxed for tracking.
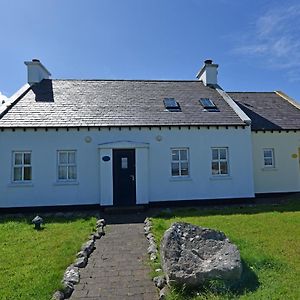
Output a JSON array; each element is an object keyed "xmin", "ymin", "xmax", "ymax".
[
  {"xmin": 199, "ymin": 98, "xmax": 216, "ymax": 109},
  {"xmin": 163, "ymin": 98, "xmax": 180, "ymax": 110}
]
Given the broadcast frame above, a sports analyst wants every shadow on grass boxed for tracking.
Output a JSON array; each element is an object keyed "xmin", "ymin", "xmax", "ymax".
[
  {"xmin": 0, "ymin": 212, "xmax": 96, "ymax": 225},
  {"xmin": 152, "ymin": 196, "xmax": 300, "ymax": 220},
  {"xmin": 169, "ymin": 259, "xmax": 260, "ymax": 299}
]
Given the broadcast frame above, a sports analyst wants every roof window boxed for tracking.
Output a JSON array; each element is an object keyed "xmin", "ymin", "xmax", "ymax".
[
  {"xmin": 163, "ymin": 98, "xmax": 181, "ymax": 111},
  {"xmin": 199, "ymin": 98, "xmax": 219, "ymax": 111}
]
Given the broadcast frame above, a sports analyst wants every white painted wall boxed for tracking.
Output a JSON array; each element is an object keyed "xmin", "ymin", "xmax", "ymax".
[
  {"xmin": 0, "ymin": 126, "xmax": 254, "ymax": 208},
  {"xmin": 252, "ymin": 131, "xmax": 300, "ymax": 193}
]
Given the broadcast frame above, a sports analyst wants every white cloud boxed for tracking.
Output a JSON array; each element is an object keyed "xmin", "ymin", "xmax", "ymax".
[{"xmin": 234, "ymin": 3, "xmax": 300, "ymax": 81}]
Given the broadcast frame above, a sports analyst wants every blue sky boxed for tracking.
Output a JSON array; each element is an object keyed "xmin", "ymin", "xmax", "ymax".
[{"xmin": 1, "ymin": 0, "xmax": 300, "ymax": 102}]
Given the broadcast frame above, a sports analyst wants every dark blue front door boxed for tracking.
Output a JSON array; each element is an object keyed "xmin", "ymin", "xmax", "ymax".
[{"xmin": 113, "ymin": 149, "xmax": 136, "ymax": 206}]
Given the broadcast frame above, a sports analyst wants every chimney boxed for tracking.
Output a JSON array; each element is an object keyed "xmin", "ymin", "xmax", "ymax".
[
  {"xmin": 24, "ymin": 59, "xmax": 51, "ymax": 85},
  {"xmin": 196, "ymin": 59, "xmax": 218, "ymax": 87}
]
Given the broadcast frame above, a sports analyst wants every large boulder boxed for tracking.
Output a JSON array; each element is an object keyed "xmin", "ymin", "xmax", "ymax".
[{"xmin": 160, "ymin": 222, "xmax": 242, "ymax": 287}]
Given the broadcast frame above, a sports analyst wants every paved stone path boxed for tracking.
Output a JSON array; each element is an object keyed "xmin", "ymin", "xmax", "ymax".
[{"xmin": 70, "ymin": 215, "xmax": 158, "ymax": 300}]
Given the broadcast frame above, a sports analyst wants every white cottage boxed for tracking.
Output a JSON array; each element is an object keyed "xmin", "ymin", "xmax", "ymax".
[{"xmin": 0, "ymin": 59, "xmax": 299, "ymax": 208}]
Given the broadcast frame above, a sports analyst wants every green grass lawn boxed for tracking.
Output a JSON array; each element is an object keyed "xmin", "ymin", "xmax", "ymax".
[
  {"xmin": 150, "ymin": 197, "xmax": 300, "ymax": 300},
  {"xmin": 0, "ymin": 214, "xmax": 96, "ymax": 300}
]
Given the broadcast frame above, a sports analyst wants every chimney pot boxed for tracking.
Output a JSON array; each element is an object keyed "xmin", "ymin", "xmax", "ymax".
[
  {"xmin": 204, "ymin": 59, "xmax": 213, "ymax": 64},
  {"xmin": 32, "ymin": 58, "xmax": 40, "ymax": 62}
]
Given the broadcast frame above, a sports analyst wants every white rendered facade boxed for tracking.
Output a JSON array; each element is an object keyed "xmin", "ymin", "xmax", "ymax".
[{"xmin": 0, "ymin": 126, "xmax": 255, "ymax": 207}]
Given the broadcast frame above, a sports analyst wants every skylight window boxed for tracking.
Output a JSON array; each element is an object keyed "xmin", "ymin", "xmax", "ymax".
[
  {"xmin": 163, "ymin": 98, "xmax": 181, "ymax": 111},
  {"xmin": 200, "ymin": 98, "xmax": 216, "ymax": 109}
]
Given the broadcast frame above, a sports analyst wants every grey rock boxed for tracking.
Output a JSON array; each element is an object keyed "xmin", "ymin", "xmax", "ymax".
[
  {"xmin": 153, "ymin": 276, "xmax": 166, "ymax": 289},
  {"xmin": 150, "ymin": 252, "xmax": 157, "ymax": 261},
  {"xmin": 146, "ymin": 233, "xmax": 154, "ymax": 240},
  {"xmin": 74, "ymin": 256, "xmax": 87, "ymax": 268},
  {"xmin": 76, "ymin": 250, "xmax": 87, "ymax": 258},
  {"xmin": 93, "ymin": 232, "xmax": 102, "ymax": 239},
  {"xmin": 147, "ymin": 244, "xmax": 157, "ymax": 254},
  {"xmin": 52, "ymin": 291, "xmax": 64, "ymax": 300},
  {"xmin": 62, "ymin": 281, "xmax": 74, "ymax": 298},
  {"xmin": 81, "ymin": 239, "xmax": 95, "ymax": 256},
  {"xmin": 96, "ymin": 219, "xmax": 106, "ymax": 227},
  {"xmin": 160, "ymin": 222, "xmax": 242, "ymax": 288},
  {"xmin": 144, "ymin": 226, "xmax": 151, "ymax": 235},
  {"xmin": 97, "ymin": 226, "xmax": 105, "ymax": 235},
  {"xmin": 159, "ymin": 286, "xmax": 169, "ymax": 300},
  {"xmin": 63, "ymin": 266, "xmax": 80, "ymax": 284}
]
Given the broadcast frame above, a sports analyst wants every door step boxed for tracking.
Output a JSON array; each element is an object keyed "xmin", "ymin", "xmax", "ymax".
[{"xmin": 102, "ymin": 205, "xmax": 147, "ymax": 214}]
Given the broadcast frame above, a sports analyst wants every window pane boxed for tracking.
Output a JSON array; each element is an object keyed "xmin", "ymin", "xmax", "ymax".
[
  {"xmin": 24, "ymin": 167, "xmax": 32, "ymax": 180},
  {"xmin": 212, "ymin": 162, "xmax": 219, "ymax": 175},
  {"xmin": 68, "ymin": 152, "xmax": 76, "ymax": 164},
  {"xmin": 59, "ymin": 152, "xmax": 68, "ymax": 164},
  {"xmin": 171, "ymin": 162, "xmax": 180, "ymax": 176},
  {"xmin": 68, "ymin": 166, "xmax": 77, "ymax": 180},
  {"xmin": 264, "ymin": 158, "xmax": 273, "ymax": 166},
  {"xmin": 219, "ymin": 149, "xmax": 227, "ymax": 160},
  {"xmin": 13, "ymin": 167, "xmax": 22, "ymax": 181},
  {"xmin": 212, "ymin": 149, "xmax": 218, "ymax": 160},
  {"xmin": 121, "ymin": 157, "xmax": 128, "ymax": 169},
  {"xmin": 24, "ymin": 153, "xmax": 31, "ymax": 165},
  {"xmin": 181, "ymin": 162, "xmax": 189, "ymax": 176},
  {"xmin": 180, "ymin": 150, "xmax": 187, "ymax": 161},
  {"xmin": 172, "ymin": 150, "xmax": 179, "ymax": 161},
  {"xmin": 220, "ymin": 162, "xmax": 228, "ymax": 174},
  {"xmin": 58, "ymin": 166, "xmax": 67, "ymax": 179},
  {"xmin": 14, "ymin": 153, "xmax": 23, "ymax": 165},
  {"xmin": 264, "ymin": 150, "xmax": 272, "ymax": 158}
]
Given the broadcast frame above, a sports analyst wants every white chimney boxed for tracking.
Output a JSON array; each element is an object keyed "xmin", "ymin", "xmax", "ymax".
[
  {"xmin": 196, "ymin": 59, "xmax": 218, "ymax": 87},
  {"xmin": 24, "ymin": 59, "xmax": 51, "ymax": 85}
]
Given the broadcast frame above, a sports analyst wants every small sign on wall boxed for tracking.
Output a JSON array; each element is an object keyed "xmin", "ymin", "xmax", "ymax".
[{"xmin": 102, "ymin": 156, "xmax": 110, "ymax": 162}]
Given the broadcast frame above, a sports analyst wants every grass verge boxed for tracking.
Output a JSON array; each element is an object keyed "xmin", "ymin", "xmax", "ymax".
[
  {"xmin": 150, "ymin": 196, "xmax": 300, "ymax": 299},
  {"xmin": 0, "ymin": 214, "xmax": 96, "ymax": 300}
]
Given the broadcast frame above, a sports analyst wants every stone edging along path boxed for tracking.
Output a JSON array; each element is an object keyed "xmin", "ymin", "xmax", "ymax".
[
  {"xmin": 52, "ymin": 219, "xmax": 106, "ymax": 300},
  {"xmin": 144, "ymin": 218, "xmax": 169, "ymax": 300}
]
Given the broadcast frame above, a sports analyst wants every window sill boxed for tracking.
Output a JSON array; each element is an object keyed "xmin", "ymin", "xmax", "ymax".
[
  {"xmin": 8, "ymin": 182, "xmax": 33, "ymax": 187},
  {"xmin": 210, "ymin": 175, "xmax": 232, "ymax": 180},
  {"xmin": 53, "ymin": 181, "xmax": 79, "ymax": 186},
  {"xmin": 169, "ymin": 176, "xmax": 192, "ymax": 182},
  {"xmin": 261, "ymin": 167, "xmax": 277, "ymax": 171}
]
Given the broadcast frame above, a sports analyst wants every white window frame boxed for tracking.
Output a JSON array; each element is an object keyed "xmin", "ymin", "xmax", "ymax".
[
  {"xmin": 57, "ymin": 150, "xmax": 77, "ymax": 182},
  {"xmin": 211, "ymin": 147, "xmax": 229, "ymax": 176},
  {"xmin": 12, "ymin": 151, "xmax": 32, "ymax": 182},
  {"xmin": 263, "ymin": 148, "xmax": 275, "ymax": 168},
  {"xmin": 171, "ymin": 148, "xmax": 189, "ymax": 177}
]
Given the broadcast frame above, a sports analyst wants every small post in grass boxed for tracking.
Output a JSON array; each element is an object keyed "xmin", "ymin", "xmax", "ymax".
[{"xmin": 32, "ymin": 215, "xmax": 43, "ymax": 230}]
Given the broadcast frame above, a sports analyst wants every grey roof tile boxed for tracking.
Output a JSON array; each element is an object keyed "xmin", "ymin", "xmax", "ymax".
[
  {"xmin": 228, "ymin": 92, "xmax": 300, "ymax": 130},
  {"xmin": 0, "ymin": 79, "xmax": 245, "ymax": 127}
]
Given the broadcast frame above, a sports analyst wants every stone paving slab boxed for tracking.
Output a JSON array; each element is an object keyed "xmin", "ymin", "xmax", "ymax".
[{"xmin": 70, "ymin": 216, "xmax": 158, "ymax": 300}]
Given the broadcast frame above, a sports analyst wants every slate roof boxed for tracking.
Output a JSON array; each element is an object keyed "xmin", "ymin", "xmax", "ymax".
[
  {"xmin": 228, "ymin": 92, "xmax": 300, "ymax": 130},
  {"xmin": 0, "ymin": 79, "xmax": 246, "ymax": 128}
]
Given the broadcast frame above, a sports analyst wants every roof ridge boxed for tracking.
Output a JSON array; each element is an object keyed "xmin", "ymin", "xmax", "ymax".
[
  {"xmin": 49, "ymin": 78, "xmax": 201, "ymax": 83},
  {"xmin": 228, "ymin": 91, "xmax": 276, "ymax": 94}
]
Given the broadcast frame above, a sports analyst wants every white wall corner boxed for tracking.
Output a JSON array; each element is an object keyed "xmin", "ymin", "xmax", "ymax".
[
  {"xmin": 216, "ymin": 88, "xmax": 252, "ymax": 125},
  {"xmin": 24, "ymin": 59, "xmax": 51, "ymax": 85}
]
